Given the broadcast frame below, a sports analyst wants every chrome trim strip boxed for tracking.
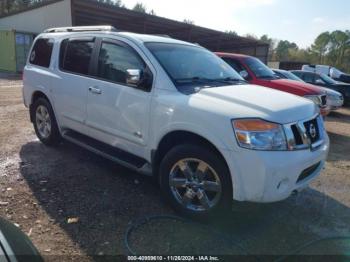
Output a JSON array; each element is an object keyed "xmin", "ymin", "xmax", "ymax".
[{"xmin": 296, "ymin": 121, "xmax": 311, "ymax": 145}]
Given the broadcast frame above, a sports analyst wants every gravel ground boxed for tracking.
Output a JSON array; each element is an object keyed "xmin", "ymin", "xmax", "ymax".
[{"xmin": 0, "ymin": 80, "xmax": 349, "ymax": 261}]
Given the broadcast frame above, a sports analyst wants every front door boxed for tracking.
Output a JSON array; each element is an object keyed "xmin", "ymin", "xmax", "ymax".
[{"xmin": 86, "ymin": 38, "xmax": 154, "ymax": 156}]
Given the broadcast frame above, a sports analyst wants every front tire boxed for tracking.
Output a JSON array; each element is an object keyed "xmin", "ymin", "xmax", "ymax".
[
  {"xmin": 159, "ymin": 144, "xmax": 232, "ymax": 219},
  {"xmin": 32, "ymin": 97, "xmax": 61, "ymax": 146}
]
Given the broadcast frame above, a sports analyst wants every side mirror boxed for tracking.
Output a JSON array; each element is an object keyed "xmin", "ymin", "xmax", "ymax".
[
  {"xmin": 239, "ymin": 70, "xmax": 249, "ymax": 80},
  {"xmin": 126, "ymin": 69, "xmax": 142, "ymax": 87}
]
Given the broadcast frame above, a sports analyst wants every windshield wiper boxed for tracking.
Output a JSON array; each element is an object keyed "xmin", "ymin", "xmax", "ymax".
[
  {"xmin": 258, "ymin": 75, "xmax": 277, "ymax": 80},
  {"xmin": 213, "ymin": 77, "xmax": 247, "ymax": 84},
  {"xmin": 175, "ymin": 77, "xmax": 216, "ymax": 83}
]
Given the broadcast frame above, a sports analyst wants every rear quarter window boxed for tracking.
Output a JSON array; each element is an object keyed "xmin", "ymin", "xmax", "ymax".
[{"xmin": 29, "ymin": 38, "xmax": 54, "ymax": 68}]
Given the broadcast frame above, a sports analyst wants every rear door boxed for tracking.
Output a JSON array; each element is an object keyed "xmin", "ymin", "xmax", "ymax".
[
  {"xmin": 53, "ymin": 37, "xmax": 96, "ymax": 134},
  {"xmin": 85, "ymin": 38, "xmax": 154, "ymax": 155}
]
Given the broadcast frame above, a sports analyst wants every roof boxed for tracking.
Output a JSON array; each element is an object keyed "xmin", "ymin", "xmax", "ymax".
[
  {"xmin": 40, "ymin": 30, "xmax": 198, "ymax": 46},
  {"xmin": 118, "ymin": 32, "xmax": 197, "ymax": 46}
]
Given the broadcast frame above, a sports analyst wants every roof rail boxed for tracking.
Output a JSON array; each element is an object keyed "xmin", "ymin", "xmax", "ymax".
[{"xmin": 43, "ymin": 25, "xmax": 117, "ymax": 33}]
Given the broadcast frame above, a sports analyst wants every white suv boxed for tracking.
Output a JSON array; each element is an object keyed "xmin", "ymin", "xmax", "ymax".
[{"xmin": 23, "ymin": 26, "xmax": 329, "ymax": 219}]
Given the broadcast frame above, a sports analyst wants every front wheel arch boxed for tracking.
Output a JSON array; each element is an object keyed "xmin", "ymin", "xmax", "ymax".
[{"xmin": 152, "ymin": 131, "xmax": 230, "ymax": 181}]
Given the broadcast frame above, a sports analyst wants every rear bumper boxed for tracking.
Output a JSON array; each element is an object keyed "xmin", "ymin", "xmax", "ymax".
[{"xmin": 224, "ymin": 132, "xmax": 329, "ymax": 203}]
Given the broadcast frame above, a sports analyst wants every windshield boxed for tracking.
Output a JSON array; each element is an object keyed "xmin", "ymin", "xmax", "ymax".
[
  {"xmin": 284, "ymin": 71, "xmax": 304, "ymax": 82},
  {"xmin": 320, "ymin": 73, "xmax": 338, "ymax": 84},
  {"xmin": 145, "ymin": 42, "xmax": 244, "ymax": 88},
  {"xmin": 245, "ymin": 57, "xmax": 277, "ymax": 79}
]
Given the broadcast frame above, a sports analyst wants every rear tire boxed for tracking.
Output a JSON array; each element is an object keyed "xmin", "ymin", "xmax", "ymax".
[
  {"xmin": 32, "ymin": 97, "xmax": 61, "ymax": 146},
  {"xmin": 159, "ymin": 144, "xmax": 232, "ymax": 220}
]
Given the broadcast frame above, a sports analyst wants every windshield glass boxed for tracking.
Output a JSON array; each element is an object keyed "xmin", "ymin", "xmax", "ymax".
[
  {"xmin": 245, "ymin": 57, "xmax": 277, "ymax": 79},
  {"xmin": 320, "ymin": 73, "xmax": 338, "ymax": 84},
  {"xmin": 284, "ymin": 71, "xmax": 304, "ymax": 82},
  {"xmin": 145, "ymin": 42, "xmax": 243, "ymax": 88}
]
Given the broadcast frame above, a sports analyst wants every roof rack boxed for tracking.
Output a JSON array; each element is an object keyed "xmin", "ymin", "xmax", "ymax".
[{"xmin": 43, "ymin": 25, "xmax": 117, "ymax": 33}]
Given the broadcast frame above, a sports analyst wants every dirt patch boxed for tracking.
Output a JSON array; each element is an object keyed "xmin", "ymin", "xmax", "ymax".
[{"xmin": 0, "ymin": 82, "xmax": 349, "ymax": 260}]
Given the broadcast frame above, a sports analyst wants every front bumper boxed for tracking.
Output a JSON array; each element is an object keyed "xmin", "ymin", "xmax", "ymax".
[
  {"xmin": 224, "ymin": 132, "xmax": 329, "ymax": 203},
  {"xmin": 320, "ymin": 106, "xmax": 331, "ymax": 116}
]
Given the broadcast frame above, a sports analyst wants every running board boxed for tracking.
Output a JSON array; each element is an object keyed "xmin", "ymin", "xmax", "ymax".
[{"xmin": 62, "ymin": 130, "xmax": 152, "ymax": 176}]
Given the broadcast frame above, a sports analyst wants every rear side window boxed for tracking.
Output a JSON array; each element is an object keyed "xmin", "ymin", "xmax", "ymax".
[
  {"xmin": 29, "ymin": 38, "xmax": 54, "ymax": 68},
  {"xmin": 60, "ymin": 39, "xmax": 94, "ymax": 75}
]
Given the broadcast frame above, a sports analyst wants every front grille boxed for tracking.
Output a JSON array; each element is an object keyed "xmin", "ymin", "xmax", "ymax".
[
  {"xmin": 284, "ymin": 115, "xmax": 324, "ymax": 150},
  {"xmin": 321, "ymin": 95, "xmax": 327, "ymax": 107},
  {"xmin": 304, "ymin": 118, "xmax": 320, "ymax": 144},
  {"xmin": 297, "ymin": 162, "xmax": 321, "ymax": 183},
  {"xmin": 291, "ymin": 124, "xmax": 303, "ymax": 145}
]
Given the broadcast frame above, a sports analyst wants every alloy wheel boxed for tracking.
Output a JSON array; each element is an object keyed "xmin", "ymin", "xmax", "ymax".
[
  {"xmin": 35, "ymin": 105, "xmax": 51, "ymax": 139},
  {"xmin": 169, "ymin": 158, "xmax": 222, "ymax": 212}
]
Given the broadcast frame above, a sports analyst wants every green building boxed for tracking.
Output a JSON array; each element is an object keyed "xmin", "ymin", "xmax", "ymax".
[{"xmin": 0, "ymin": 30, "xmax": 33, "ymax": 73}]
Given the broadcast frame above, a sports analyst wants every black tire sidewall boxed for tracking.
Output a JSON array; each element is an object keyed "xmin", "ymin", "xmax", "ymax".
[
  {"xmin": 32, "ymin": 98, "xmax": 61, "ymax": 146},
  {"xmin": 159, "ymin": 144, "xmax": 233, "ymax": 219}
]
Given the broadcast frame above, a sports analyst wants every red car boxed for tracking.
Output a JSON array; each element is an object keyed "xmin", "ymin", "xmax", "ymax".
[{"xmin": 216, "ymin": 53, "xmax": 329, "ymax": 116}]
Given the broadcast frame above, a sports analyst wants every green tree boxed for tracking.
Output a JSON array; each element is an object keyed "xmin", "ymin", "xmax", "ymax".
[
  {"xmin": 244, "ymin": 33, "xmax": 258, "ymax": 40},
  {"xmin": 330, "ymin": 30, "xmax": 349, "ymax": 66},
  {"xmin": 183, "ymin": 19, "xmax": 194, "ymax": 25},
  {"xmin": 275, "ymin": 40, "xmax": 298, "ymax": 61},
  {"xmin": 310, "ymin": 32, "xmax": 331, "ymax": 64},
  {"xmin": 132, "ymin": 2, "xmax": 147, "ymax": 13},
  {"xmin": 225, "ymin": 30, "xmax": 238, "ymax": 36},
  {"xmin": 260, "ymin": 34, "xmax": 277, "ymax": 61}
]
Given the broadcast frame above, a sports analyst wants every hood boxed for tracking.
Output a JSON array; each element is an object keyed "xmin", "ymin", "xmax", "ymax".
[
  {"xmin": 191, "ymin": 84, "xmax": 318, "ymax": 124},
  {"xmin": 322, "ymin": 87, "xmax": 342, "ymax": 96},
  {"xmin": 260, "ymin": 79, "xmax": 326, "ymax": 96},
  {"xmin": 333, "ymin": 82, "xmax": 350, "ymax": 87}
]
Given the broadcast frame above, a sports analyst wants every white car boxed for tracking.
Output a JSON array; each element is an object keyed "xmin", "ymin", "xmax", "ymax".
[
  {"xmin": 302, "ymin": 64, "xmax": 350, "ymax": 84},
  {"xmin": 273, "ymin": 69, "xmax": 344, "ymax": 110},
  {"xmin": 23, "ymin": 26, "xmax": 329, "ymax": 219}
]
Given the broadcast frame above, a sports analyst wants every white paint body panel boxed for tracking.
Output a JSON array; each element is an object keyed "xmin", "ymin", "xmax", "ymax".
[{"xmin": 23, "ymin": 31, "xmax": 329, "ymax": 203}]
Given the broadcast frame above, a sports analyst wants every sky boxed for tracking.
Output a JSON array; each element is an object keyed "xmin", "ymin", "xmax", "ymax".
[{"xmin": 121, "ymin": 0, "xmax": 350, "ymax": 48}]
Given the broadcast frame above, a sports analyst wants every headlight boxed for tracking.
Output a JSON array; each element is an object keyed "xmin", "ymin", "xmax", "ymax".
[
  {"xmin": 327, "ymin": 93, "xmax": 343, "ymax": 101},
  {"xmin": 232, "ymin": 119, "xmax": 287, "ymax": 151},
  {"xmin": 304, "ymin": 95, "xmax": 321, "ymax": 106}
]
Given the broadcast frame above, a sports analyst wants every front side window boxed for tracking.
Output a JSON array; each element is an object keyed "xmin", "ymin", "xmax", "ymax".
[
  {"xmin": 29, "ymin": 38, "xmax": 54, "ymax": 68},
  {"xmin": 97, "ymin": 42, "xmax": 146, "ymax": 85},
  {"xmin": 244, "ymin": 57, "xmax": 277, "ymax": 80},
  {"xmin": 61, "ymin": 40, "xmax": 94, "ymax": 75},
  {"xmin": 145, "ymin": 42, "xmax": 243, "ymax": 89}
]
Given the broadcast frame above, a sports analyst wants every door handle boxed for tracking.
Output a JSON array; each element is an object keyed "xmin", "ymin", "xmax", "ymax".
[{"xmin": 89, "ymin": 86, "xmax": 102, "ymax": 95}]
